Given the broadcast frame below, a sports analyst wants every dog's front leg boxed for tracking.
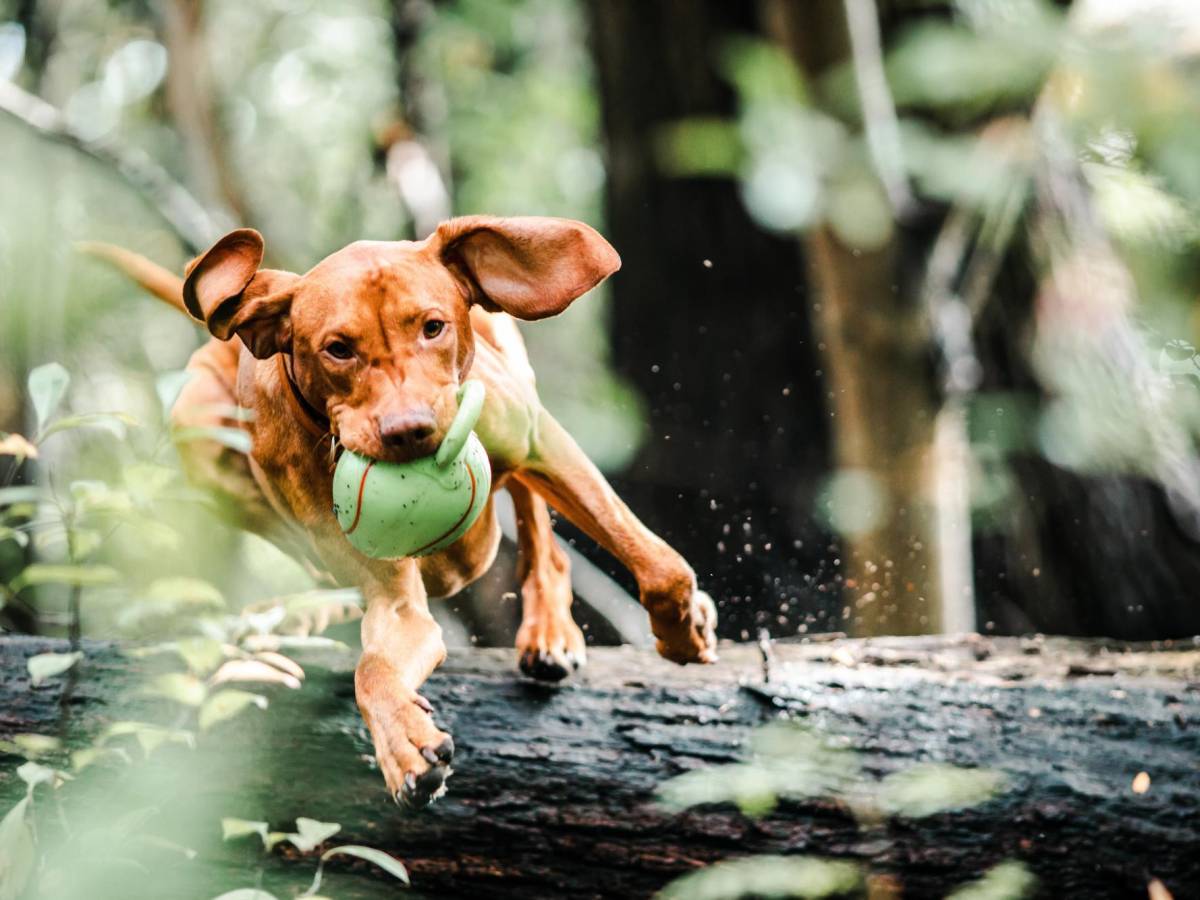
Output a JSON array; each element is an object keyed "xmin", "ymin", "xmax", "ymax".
[
  {"xmin": 515, "ymin": 411, "xmax": 718, "ymax": 666},
  {"xmin": 509, "ymin": 479, "xmax": 586, "ymax": 681},
  {"xmin": 356, "ymin": 559, "xmax": 454, "ymax": 808}
]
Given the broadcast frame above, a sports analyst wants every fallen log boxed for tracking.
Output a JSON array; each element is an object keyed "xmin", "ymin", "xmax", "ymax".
[{"xmin": 1, "ymin": 633, "xmax": 1197, "ymax": 899}]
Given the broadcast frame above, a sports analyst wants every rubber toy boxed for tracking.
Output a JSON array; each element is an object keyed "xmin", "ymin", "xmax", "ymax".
[{"xmin": 333, "ymin": 380, "xmax": 491, "ymax": 559}]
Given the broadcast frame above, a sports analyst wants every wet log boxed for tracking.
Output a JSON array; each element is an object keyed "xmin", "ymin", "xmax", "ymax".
[{"xmin": 1, "ymin": 633, "xmax": 1198, "ymax": 899}]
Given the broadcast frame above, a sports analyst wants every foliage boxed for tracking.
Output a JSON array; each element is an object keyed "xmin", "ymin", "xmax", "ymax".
[
  {"xmin": 657, "ymin": 722, "xmax": 1033, "ymax": 900},
  {"xmin": 0, "ymin": 361, "xmax": 394, "ymax": 897},
  {"xmin": 656, "ymin": 855, "xmax": 861, "ymax": 900}
]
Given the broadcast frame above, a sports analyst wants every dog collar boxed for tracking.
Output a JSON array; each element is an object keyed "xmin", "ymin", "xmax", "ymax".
[{"xmin": 277, "ymin": 354, "xmax": 332, "ymax": 440}]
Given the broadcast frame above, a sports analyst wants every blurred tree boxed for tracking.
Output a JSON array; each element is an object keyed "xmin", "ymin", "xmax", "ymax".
[
  {"xmin": 157, "ymin": 0, "xmax": 247, "ymax": 226},
  {"xmin": 589, "ymin": 0, "xmax": 1200, "ymax": 641},
  {"xmin": 586, "ymin": 0, "xmax": 838, "ymax": 640},
  {"xmin": 764, "ymin": 0, "xmax": 951, "ymax": 636}
]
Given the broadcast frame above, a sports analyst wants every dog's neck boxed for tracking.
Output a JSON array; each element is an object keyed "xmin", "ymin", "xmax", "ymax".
[{"xmin": 277, "ymin": 353, "xmax": 331, "ymax": 441}]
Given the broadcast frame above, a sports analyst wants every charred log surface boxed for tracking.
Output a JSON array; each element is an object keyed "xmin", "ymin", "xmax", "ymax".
[{"xmin": 1, "ymin": 635, "xmax": 1198, "ymax": 899}]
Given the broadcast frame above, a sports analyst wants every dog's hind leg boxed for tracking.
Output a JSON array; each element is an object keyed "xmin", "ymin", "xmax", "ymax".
[
  {"xmin": 172, "ymin": 340, "xmax": 326, "ymax": 577},
  {"xmin": 508, "ymin": 478, "xmax": 586, "ymax": 681}
]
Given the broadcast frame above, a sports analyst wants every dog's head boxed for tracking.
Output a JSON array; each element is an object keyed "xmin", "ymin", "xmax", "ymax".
[{"xmin": 182, "ymin": 216, "xmax": 620, "ymax": 461}]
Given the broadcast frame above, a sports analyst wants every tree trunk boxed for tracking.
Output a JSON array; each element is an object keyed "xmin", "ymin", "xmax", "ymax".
[
  {"xmin": 585, "ymin": 0, "xmax": 834, "ymax": 642},
  {"xmin": 764, "ymin": 0, "xmax": 947, "ymax": 636},
  {"xmin": 2, "ymin": 634, "xmax": 1197, "ymax": 898}
]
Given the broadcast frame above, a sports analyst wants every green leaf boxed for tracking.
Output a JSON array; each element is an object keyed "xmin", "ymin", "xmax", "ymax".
[
  {"xmin": 221, "ymin": 818, "xmax": 269, "ymax": 845},
  {"xmin": 658, "ymin": 725, "xmax": 860, "ymax": 816},
  {"xmin": 138, "ymin": 834, "xmax": 198, "ymax": 860},
  {"xmin": 0, "ymin": 486, "xmax": 43, "ymax": 506},
  {"xmin": 156, "ymin": 370, "xmax": 193, "ymax": 416},
  {"xmin": 211, "ymin": 658, "xmax": 302, "ymax": 690},
  {"xmin": 12, "ymin": 563, "xmax": 120, "ymax": 591},
  {"xmin": 0, "ymin": 527, "xmax": 28, "ymax": 549},
  {"xmin": 27, "ymin": 362, "xmax": 69, "ymax": 435},
  {"xmin": 146, "ymin": 576, "xmax": 224, "ymax": 608},
  {"xmin": 719, "ymin": 36, "xmax": 808, "ymax": 106},
  {"xmin": 946, "ymin": 860, "xmax": 1037, "ymax": 900},
  {"xmin": 240, "ymin": 634, "xmax": 353, "ymax": 654},
  {"xmin": 4, "ymin": 733, "xmax": 61, "ymax": 758},
  {"xmin": 69, "ymin": 480, "xmax": 133, "ymax": 515},
  {"xmin": 199, "ymin": 690, "xmax": 268, "ymax": 731},
  {"xmin": 173, "ymin": 425, "xmax": 253, "ymax": 455},
  {"xmin": 287, "ymin": 817, "xmax": 341, "ymax": 853},
  {"xmin": 123, "ymin": 461, "xmax": 179, "ymax": 505},
  {"xmin": 27, "ymin": 650, "xmax": 83, "ymax": 687},
  {"xmin": 66, "ymin": 527, "xmax": 103, "ymax": 558},
  {"xmin": 885, "ymin": 19, "xmax": 1058, "ymax": 115},
  {"xmin": 303, "ymin": 844, "xmax": 408, "ymax": 896},
  {"xmin": 15, "ymin": 761, "xmax": 61, "ymax": 791},
  {"xmin": 40, "ymin": 411, "xmax": 138, "ymax": 442},
  {"xmin": 877, "ymin": 764, "xmax": 1004, "ymax": 818},
  {"xmin": 656, "ymin": 855, "xmax": 860, "ymax": 899},
  {"xmin": 124, "ymin": 639, "xmax": 229, "ymax": 677},
  {"xmin": 654, "ymin": 118, "xmax": 743, "ymax": 178},
  {"xmin": 117, "ymin": 578, "xmax": 225, "ymax": 632},
  {"xmin": 657, "ymin": 763, "xmax": 780, "ymax": 816},
  {"xmin": 264, "ymin": 831, "xmax": 289, "ymax": 851},
  {"xmin": 142, "ymin": 672, "xmax": 207, "ymax": 707},
  {"xmin": 71, "ymin": 746, "xmax": 130, "ymax": 771},
  {"xmin": 101, "ymin": 721, "xmax": 194, "ymax": 757},
  {"xmin": 177, "ymin": 637, "xmax": 228, "ymax": 676},
  {"xmin": 0, "ymin": 796, "xmax": 34, "ymax": 900}
]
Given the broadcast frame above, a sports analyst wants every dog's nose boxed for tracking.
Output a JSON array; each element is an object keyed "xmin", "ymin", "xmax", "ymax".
[{"xmin": 378, "ymin": 411, "xmax": 437, "ymax": 448}]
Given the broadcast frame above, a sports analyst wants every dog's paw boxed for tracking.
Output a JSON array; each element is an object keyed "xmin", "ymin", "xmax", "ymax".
[
  {"xmin": 515, "ymin": 613, "xmax": 587, "ymax": 682},
  {"xmin": 651, "ymin": 589, "xmax": 718, "ymax": 665},
  {"xmin": 359, "ymin": 688, "xmax": 455, "ymax": 810}
]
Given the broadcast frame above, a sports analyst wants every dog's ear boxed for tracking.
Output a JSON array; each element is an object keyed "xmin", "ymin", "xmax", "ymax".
[
  {"xmin": 183, "ymin": 229, "xmax": 299, "ymax": 359},
  {"xmin": 432, "ymin": 216, "xmax": 620, "ymax": 320}
]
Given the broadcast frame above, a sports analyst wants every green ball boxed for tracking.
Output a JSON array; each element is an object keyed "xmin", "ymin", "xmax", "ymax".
[{"xmin": 332, "ymin": 381, "xmax": 492, "ymax": 559}]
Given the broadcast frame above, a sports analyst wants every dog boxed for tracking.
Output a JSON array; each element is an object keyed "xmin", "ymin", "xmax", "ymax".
[{"xmin": 89, "ymin": 216, "xmax": 718, "ymax": 807}]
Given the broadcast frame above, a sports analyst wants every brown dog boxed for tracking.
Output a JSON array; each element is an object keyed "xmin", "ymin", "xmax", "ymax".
[{"xmin": 91, "ymin": 216, "xmax": 717, "ymax": 807}]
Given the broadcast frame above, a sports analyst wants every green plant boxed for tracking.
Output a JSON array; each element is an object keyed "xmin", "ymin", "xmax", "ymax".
[
  {"xmin": 655, "ymin": 722, "xmax": 1032, "ymax": 900},
  {"xmin": 0, "ymin": 362, "xmax": 395, "ymax": 899}
]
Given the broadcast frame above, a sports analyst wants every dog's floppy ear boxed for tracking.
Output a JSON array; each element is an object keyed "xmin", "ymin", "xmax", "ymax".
[
  {"xmin": 183, "ymin": 229, "xmax": 299, "ymax": 359},
  {"xmin": 432, "ymin": 216, "xmax": 620, "ymax": 320}
]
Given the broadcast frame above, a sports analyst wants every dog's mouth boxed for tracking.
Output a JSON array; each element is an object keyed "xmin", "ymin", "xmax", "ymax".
[
  {"xmin": 337, "ymin": 434, "xmax": 443, "ymax": 465},
  {"xmin": 381, "ymin": 435, "xmax": 441, "ymax": 464}
]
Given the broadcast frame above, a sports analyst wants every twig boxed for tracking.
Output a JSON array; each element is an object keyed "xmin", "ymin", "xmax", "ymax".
[
  {"xmin": 843, "ymin": 0, "xmax": 916, "ymax": 216},
  {"xmin": 0, "ymin": 79, "xmax": 221, "ymax": 253},
  {"xmin": 757, "ymin": 627, "xmax": 775, "ymax": 683}
]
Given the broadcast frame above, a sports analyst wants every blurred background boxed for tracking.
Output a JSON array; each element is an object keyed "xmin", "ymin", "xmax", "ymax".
[{"xmin": 4, "ymin": 0, "xmax": 1200, "ymax": 650}]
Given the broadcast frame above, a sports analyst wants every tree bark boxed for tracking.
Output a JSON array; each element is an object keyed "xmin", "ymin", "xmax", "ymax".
[{"xmin": 2, "ymin": 634, "xmax": 1197, "ymax": 899}]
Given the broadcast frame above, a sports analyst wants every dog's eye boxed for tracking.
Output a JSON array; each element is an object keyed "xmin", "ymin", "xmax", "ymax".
[
  {"xmin": 423, "ymin": 320, "xmax": 446, "ymax": 339},
  {"xmin": 324, "ymin": 340, "xmax": 354, "ymax": 360}
]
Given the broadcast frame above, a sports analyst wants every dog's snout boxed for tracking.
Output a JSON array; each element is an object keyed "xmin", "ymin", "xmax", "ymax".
[{"xmin": 378, "ymin": 410, "xmax": 437, "ymax": 448}]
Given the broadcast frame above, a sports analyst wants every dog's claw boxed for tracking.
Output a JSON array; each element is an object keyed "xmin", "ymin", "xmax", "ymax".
[
  {"xmin": 519, "ymin": 649, "xmax": 575, "ymax": 683},
  {"xmin": 399, "ymin": 763, "xmax": 449, "ymax": 809},
  {"xmin": 420, "ymin": 736, "xmax": 454, "ymax": 766},
  {"xmin": 413, "ymin": 694, "xmax": 434, "ymax": 714}
]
